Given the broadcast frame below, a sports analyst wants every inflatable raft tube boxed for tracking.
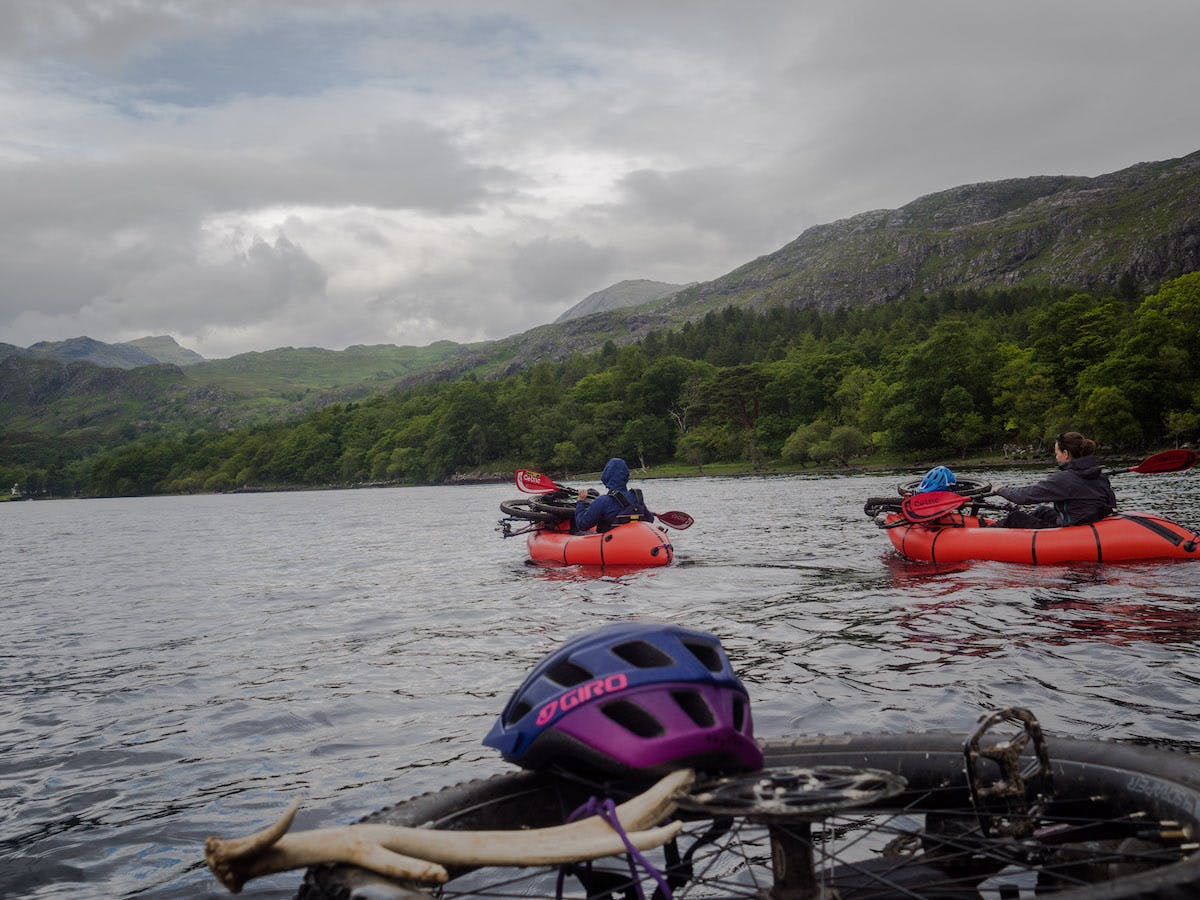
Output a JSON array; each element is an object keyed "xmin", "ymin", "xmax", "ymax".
[
  {"xmin": 527, "ymin": 520, "xmax": 673, "ymax": 567},
  {"xmin": 884, "ymin": 510, "xmax": 1200, "ymax": 564}
]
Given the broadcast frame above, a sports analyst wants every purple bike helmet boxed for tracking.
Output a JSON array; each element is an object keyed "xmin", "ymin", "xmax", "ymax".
[{"xmin": 483, "ymin": 622, "xmax": 763, "ymax": 777}]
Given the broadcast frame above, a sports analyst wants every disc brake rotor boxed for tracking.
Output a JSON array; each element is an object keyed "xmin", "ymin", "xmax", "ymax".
[{"xmin": 677, "ymin": 765, "xmax": 907, "ymax": 820}]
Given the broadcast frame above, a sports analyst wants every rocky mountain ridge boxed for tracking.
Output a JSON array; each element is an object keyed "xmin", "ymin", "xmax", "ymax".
[
  {"xmin": 4, "ymin": 335, "xmax": 205, "ymax": 369},
  {"xmin": 660, "ymin": 152, "xmax": 1200, "ymax": 317}
]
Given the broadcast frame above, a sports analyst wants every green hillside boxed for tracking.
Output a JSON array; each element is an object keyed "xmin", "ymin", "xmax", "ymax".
[
  {"xmin": 11, "ymin": 273, "xmax": 1199, "ymax": 498},
  {"xmin": 5, "ymin": 149, "xmax": 1200, "ymax": 494},
  {"xmin": 0, "ymin": 341, "xmax": 468, "ymax": 470},
  {"xmin": 184, "ymin": 342, "xmax": 466, "ymax": 411}
]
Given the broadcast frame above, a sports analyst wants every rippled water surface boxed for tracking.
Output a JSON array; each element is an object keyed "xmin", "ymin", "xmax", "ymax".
[{"xmin": 2, "ymin": 470, "xmax": 1199, "ymax": 897}]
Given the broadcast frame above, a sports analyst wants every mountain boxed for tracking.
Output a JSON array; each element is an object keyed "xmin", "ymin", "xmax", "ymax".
[
  {"xmin": 0, "ymin": 342, "xmax": 26, "ymax": 362},
  {"xmin": 20, "ymin": 334, "xmax": 205, "ymax": 368},
  {"xmin": 18, "ymin": 143, "xmax": 1199, "ymax": 387},
  {"xmin": 0, "ymin": 340, "xmax": 470, "ymax": 446},
  {"xmin": 416, "ymin": 149, "xmax": 1200, "ymax": 381},
  {"xmin": 25, "ymin": 336, "xmax": 160, "ymax": 369},
  {"xmin": 5, "ymin": 148, "xmax": 1200, "ymax": 457},
  {"xmin": 555, "ymin": 279, "xmax": 688, "ymax": 322},
  {"xmin": 0, "ymin": 356, "xmax": 215, "ymax": 467},
  {"xmin": 184, "ymin": 342, "xmax": 466, "ymax": 408},
  {"xmin": 120, "ymin": 335, "xmax": 206, "ymax": 366},
  {"xmin": 658, "ymin": 151, "xmax": 1200, "ymax": 318}
]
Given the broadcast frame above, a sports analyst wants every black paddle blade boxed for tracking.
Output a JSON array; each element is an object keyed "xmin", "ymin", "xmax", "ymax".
[
  {"xmin": 901, "ymin": 490, "xmax": 969, "ymax": 523},
  {"xmin": 1126, "ymin": 448, "xmax": 1198, "ymax": 474}
]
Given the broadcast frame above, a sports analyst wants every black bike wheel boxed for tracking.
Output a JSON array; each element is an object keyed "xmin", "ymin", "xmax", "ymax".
[
  {"xmin": 298, "ymin": 733, "xmax": 1200, "ymax": 899},
  {"xmin": 498, "ymin": 498, "xmax": 561, "ymax": 523},
  {"xmin": 898, "ymin": 478, "xmax": 993, "ymax": 498},
  {"xmin": 531, "ymin": 492, "xmax": 581, "ymax": 518}
]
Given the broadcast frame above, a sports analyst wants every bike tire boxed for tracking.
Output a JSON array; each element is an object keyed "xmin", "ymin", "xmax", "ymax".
[
  {"xmin": 498, "ymin": 498, "xmax": 560, "ymax": 523},
  {"xmin": 864, "ymin": 496, "xmax": 903, "ymax": 516},
  {"xmin": 530, "ymin": 494, "xmax": 580, "ymax": 518},
  {"xmin": 297, "ymin": 733, "xmax": 1200, "ymax": 899},
  {"xmin": 898, "ymin": 478, "xmax": 993, "ymax": 498}
]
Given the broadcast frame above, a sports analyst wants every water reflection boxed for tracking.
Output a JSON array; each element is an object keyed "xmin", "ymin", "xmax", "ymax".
[
  {"xmin": 880, "ymin": 553, "xmax": 973, "ymax": 583},
  {"xmin": 883, "ymin": 554, "xmax": 1200, "ymax": 649},
  {"xmin": 1032, "ymin": 594, "xmax": 1200, "ymax": 646},
  {"xmin": 522, "ymin": 561, "xmax": 668, "ymax": 582}
]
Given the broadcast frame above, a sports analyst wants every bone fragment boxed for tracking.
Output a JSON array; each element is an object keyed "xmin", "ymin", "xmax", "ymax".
[{"xmin": 206, "ymin": 768, "xmax": 694, "ymax": 893}]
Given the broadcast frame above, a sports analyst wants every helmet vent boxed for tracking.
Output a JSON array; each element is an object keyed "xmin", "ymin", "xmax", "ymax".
[
  {"xmin": 672, "ymin": 691, "xmax": 714, "ymax": 727},
  {"xmin": 601, "ymin": 701, "xmax": 665, "ymax": 738},
  {"xmin": 505, "ymin": 699, "xmax": 533, "ymax": 727},
  {"xmin": 546, "ymin": 660, "xmax": 594, "ymax": 687},
  {"xmin": 732, "ymin": 696, "xmax": 747, "ymax": 731},
  {"xmin": 612, "ymin": 640, "xmax": 673, "ymax": 668},
  {"xmin": 682, "ymin": 640, "xmax": 724, "ymax": 673}
]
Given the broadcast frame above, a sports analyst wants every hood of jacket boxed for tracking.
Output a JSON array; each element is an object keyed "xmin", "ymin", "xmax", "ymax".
[
  {"xmin": 1061, "ymin": 455, "xmax": 1102, "ymax": 479},
  {"xmin": 600, "ymin": 457, "xmax": 630, "ymax": 492}
]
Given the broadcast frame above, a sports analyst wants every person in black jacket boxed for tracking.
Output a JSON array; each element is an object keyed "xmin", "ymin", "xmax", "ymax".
[{"xmin": 993, "ymin": 431, "xmax": 1116, "ymax": 528}]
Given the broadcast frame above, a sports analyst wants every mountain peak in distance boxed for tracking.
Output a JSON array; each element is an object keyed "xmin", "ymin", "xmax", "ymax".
[
  {"xmin": 120, "ymin": 335, "xmax": 206, "ymax": 365},
  {"xmin": 555, "ymin": 279, "xmax": 691, "ymax": 323}
]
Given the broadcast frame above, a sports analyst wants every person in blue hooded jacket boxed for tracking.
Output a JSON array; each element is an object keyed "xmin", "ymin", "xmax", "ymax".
[{"xmin": 575, "ymin": 458, "xmax": 654, "ymax": 532}]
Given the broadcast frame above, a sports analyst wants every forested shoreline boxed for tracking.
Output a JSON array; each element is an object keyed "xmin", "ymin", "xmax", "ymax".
[{"xmin": 5, "ymin": 273, "xmax": 1199, "ymax": 498}]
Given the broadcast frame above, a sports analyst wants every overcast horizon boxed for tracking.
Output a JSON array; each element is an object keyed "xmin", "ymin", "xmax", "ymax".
[{"xmin": 3, "ymin": 1, "xmax": 1200, "ymax": 360}]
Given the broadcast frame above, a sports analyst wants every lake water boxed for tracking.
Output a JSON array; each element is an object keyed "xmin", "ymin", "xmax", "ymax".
[{"xmin": 2, "ymin": 470, "xmax": 1198, "ymax": 898}]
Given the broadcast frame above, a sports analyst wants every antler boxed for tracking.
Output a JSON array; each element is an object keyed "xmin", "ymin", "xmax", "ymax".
[{"xmin": 206, "ymin": 768, "xmax": 694, "ymax": 893}]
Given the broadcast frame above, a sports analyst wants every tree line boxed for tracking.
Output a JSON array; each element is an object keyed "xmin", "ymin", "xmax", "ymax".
[{"xmin": 6, "ymin": 272, "xmax": 1199, "ymax": 498}]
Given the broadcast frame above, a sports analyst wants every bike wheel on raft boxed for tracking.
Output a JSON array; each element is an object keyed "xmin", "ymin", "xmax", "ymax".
[
  {"xmin": 498, "ymin": 498, "xmax": 563, "ymax": 523},
  {"xmin": 530, "ymin": 491, "xmax": 582, "ymax": 519},
  {"xmin": 297, "ymin": 731, "xmax": 1200, "ymax": 900},
  {"xmin": 897, "ymin": 477, "xmax": 993, "ymax": 498}
]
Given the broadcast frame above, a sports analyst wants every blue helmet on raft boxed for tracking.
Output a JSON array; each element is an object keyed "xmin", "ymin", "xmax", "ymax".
[{"xmin": 916, "ymin": 465, "xmax": 956, "ymax": 493}]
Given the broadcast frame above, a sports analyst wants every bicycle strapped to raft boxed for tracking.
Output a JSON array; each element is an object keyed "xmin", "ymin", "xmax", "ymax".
[
  {"xmin": 205, "ymin": 704, "xmax": 1200, "ymax": 899},
  {"xmin": 206, "ymin": 622, "xmax": 1200, "ymax": 898}
]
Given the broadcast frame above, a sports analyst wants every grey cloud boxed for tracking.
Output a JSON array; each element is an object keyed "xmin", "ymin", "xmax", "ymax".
[
  {"xmin": 3, "ymin": 1, "xmax": 1200, "ymax": 356},
  {"xmin": 510, "ymin": 236, "xmax": 618, "ymax": 309},
  {"xmin": 122, "ymin": 235, "xmax": 328, "ymax": 331},
  {"xmin": 302, "ymin": 122, "xmax": 515, "ymax": 213},
  {"xmin": 0, "ymin": 115, "xmax": 508, "ymax": 342},
  {"xmin": 618, "ymin": 166, "xmax": 812, "ymax": 258},
  {"xmin": 1, "ymin": 118, "xmax": 503, "ymax": 225}
]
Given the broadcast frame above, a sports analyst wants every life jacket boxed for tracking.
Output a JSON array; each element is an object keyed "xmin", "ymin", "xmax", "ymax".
[{"xmin": 600, "ymin": 488, "xmax": 649, "ymax": 532}]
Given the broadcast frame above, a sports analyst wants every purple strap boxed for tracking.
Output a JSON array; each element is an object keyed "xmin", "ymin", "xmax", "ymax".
[{"xmin": 554, "ymin": 795, "xmax": 673, "ymax": 900}]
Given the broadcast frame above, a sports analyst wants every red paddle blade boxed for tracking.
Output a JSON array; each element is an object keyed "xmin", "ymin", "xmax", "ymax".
[
  {"xmin": 514, "ymin": 469, "xmax": 560, "ymax": 493},
  {"xmin": 1126, "ymin": 448, "xmax": 1198, "ymax": 474},
  {"xmin": 656, "ymin": 510, "xmax": 694, "ymax": 530},
  {"xmin": 901, "ymin": 490, "xmax": 968, "ymax": 523}
]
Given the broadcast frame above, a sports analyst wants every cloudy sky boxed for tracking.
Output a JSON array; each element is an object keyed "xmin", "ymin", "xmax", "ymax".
[{"xmin": 2, "ymin": 1, "xmax": 1199, "ymax": 359}]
